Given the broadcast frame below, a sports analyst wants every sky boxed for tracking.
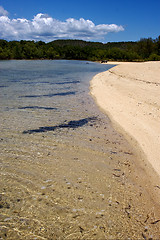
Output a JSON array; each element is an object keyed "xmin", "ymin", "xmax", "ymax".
[{"xmin": 0, "ymin": 0, "xmax": 159, "ymax": 43}]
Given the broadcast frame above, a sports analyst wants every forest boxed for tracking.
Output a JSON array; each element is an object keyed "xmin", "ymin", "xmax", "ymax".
[{"xmin": 0, "ymin": 36, "xmax": 160, "ymax": 61}]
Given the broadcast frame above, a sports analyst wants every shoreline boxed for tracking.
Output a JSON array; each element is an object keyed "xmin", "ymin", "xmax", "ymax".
[
  {"xmin": 90, "ymin": 61, "xmax": 160, "ymax": 192},
  {"xmin": 1, "ymin": 60, "xmax": 160, "ymax": 238}
]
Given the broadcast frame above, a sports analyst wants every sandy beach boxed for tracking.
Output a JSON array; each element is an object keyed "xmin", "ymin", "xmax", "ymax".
[
  {"xmin": 1, "ymin": 60, "xmax": 160, "ymax": 239},
  {"xmin": 91, "ymin": 61, "xmax": 160, "ymax": 184}
]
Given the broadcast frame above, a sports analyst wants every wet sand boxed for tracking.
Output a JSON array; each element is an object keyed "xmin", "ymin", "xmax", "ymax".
[{"xmin": 1, "ymin": 62, "xmax": 160, "ymax": 239}]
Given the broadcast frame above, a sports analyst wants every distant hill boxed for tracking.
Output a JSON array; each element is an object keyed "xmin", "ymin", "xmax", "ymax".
[{"xmin": 0, "ymin": 36, "xmax": 160, "ymax": 61}]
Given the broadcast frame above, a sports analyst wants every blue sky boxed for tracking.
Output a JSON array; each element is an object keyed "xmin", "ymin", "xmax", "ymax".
[{"xmin": 0, "ymin": 0, "xmax": 159, "ymax": 43}]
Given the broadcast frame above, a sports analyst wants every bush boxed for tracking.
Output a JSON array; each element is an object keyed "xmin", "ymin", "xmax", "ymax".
[{"xmin": 148, "ymin": 53, "xmax": 160, "ymax": 61}]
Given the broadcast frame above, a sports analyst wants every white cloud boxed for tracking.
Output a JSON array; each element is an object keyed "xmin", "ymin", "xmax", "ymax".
[
  {"xmin": 0, "ymin": 6, "xmax": 8, "ymax": 16},
  {"xmin": 0, "ymin": 6, "xmax": 124, "ymax": 42}
]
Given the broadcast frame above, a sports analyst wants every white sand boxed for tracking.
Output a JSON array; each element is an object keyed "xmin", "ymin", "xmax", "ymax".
[{"xmin": 90, "ymin": 61, "xmax": 160, "ymax": 176}]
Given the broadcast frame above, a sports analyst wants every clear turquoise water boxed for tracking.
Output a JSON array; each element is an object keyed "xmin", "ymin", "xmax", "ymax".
[{"xmin": 0, "ymin": 60, "xmax": 114, "ymax": 136}]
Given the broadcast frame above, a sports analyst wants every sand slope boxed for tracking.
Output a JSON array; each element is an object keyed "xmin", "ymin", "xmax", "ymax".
[{"xmin": 90, "ymin": 61, "xmax": 160, "ymax": 176}]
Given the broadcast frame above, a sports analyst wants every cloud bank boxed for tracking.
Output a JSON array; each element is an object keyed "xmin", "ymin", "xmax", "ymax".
[{"xmin": 0, "ymin": 6, "xmax": 124, "ymax": 42}]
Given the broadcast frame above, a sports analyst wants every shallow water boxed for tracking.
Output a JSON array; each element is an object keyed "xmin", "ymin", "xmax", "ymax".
[
  {"xmin": 0, "ymin": 60, "xmax": 112, "ymax": 133},
  {"xmin": 0, "ymin": 60, "xmax": 117, "ymax": 153},
  {"xmin": 0, "ymin": 60, "xmax": 160, "ymax": 239}
]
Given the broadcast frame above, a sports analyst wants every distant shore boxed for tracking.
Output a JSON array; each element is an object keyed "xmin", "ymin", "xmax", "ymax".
[{"xmin": 90, "ymin": 61, "xmax": 160, "ymax": 179}]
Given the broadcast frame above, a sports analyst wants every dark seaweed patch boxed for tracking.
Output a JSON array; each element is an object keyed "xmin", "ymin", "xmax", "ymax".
[
  {"xmin": 53, "ymin": 80, "xmax": 80, "ymax": 85},
  {"xmin": 22, "ymin": 81, "xmax": 50, "ymax": 85},
  {"xmin": 18, "ymin": 106, "xmax": 57, "ymax": 110},
  {"xmin": 23, "ymin": 117, "xmax": 97, "ymax": 134},
  {"xmin": 10, "ymin": 80, "xmax": 21, "ymax": 83},
  {"xmin": 19, "ymin": 91, "xmax": 76, "ymax": 98}
]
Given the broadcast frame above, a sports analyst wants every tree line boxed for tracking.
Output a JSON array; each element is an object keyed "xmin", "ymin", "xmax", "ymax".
[{"xmin": 0, "ymin": 36, "xmax": 160, "ymax": 61}]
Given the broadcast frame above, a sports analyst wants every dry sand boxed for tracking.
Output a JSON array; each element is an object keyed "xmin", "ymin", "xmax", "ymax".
[{"xmin": 91, "ymin": 61, "xmax": 160, "ymax": 181}]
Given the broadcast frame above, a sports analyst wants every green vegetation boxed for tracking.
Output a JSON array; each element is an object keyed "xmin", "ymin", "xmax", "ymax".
[{"xmin": 0, "ymin": 36, "xmax": 160, "ymax": 61}]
